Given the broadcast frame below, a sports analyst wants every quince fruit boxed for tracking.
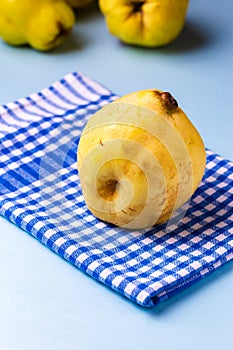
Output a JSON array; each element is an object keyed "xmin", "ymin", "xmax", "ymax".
[
  {"xmin": 78, "ymin": 90, "xmax": 206, "ymax": 229},
  {"xmin": 0, "ymin": 0, "xmax": 75, "ymax": 51},
  {"xmin": 99, "ymin": 0, "xmax": 189, "ymax": 47},
  {"xmin": 66, "ymin": 0, "xmax": 94, "ymax": 8}
]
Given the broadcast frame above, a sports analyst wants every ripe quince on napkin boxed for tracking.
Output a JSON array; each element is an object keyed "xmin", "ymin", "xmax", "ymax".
[{"xmin": 78, "ymin": 89, "xmax": 206, "ymax": 229}]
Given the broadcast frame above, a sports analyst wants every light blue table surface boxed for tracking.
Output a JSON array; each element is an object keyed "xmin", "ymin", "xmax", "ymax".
[{"xmin": 0, "ymin": 1, "xmax": 233, "ymax": 350}]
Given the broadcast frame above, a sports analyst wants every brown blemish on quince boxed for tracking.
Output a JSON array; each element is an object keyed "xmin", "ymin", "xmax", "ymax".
[
  {"xmin": 160, "ymin": 92, "xmax": 178, "ymax": 111},
  {"xmin": 152, "ymin": 90, "xmax": 178, "ymax": 112}
]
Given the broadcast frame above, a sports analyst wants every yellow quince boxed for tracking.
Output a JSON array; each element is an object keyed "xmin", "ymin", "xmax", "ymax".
[
  {"xmin": 99, "ymin": 0, "xmax": 189, "ymax": 47},
  {"xmin": 78, "ymin": 89, "xmax": 206, "ymax": 229},
  {"xmin": 0, "ymin": 0, "xmax": 75, "ymax": 51}
]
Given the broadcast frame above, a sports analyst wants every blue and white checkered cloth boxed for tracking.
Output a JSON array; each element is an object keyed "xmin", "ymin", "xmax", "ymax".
[{"xmin": 0, "ymin": 71, "xmax": 233, "ymax": 307}]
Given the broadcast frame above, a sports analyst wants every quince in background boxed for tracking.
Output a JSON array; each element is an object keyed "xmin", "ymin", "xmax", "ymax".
[
  {"xmin": 99, "ymin": 0, "xmax": 189, "ymax": 47},
  {"xmin": 0, "ymin": 0, "xmax": 75, "ymax": 51},
  {"xmin": 78, "ymin": 90, "xmax": 206, "ymax": 229},
  {"xmin": 66, "ymin": 0, "xmax": 94, "ymax": 8}
]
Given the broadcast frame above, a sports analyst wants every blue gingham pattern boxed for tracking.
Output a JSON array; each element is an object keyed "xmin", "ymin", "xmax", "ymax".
[{"xmin": 0, "ymin": 72, "xmax": 232, "ymax": 307}]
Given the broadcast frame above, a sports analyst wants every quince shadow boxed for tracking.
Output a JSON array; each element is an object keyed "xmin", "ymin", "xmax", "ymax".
[
  {"xmin": 49, "ymin": 1, "xmax": 100, "ymax": 54},
  {"xmin": 124, "ymin": 20, "xmax": 213, "ymax": 54},
  {"xmin": 73, "ymin": 0, "xmax": 100, "ymax": 23},
  {"xmin": 49, "ymin": 31, "xmax": 85, "ymax": 54},
  {"xmin": 161, "ymin": 20, "xmax": 213, "ymax": 53}
]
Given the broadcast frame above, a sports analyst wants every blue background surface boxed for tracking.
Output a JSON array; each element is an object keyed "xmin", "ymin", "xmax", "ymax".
[{"xmin": 0, "ymin": 1, "xmax": 233, "ymax": 349}]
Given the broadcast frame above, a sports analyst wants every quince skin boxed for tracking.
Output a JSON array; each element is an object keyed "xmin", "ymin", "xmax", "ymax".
[
  {"xmin": 99, "ymin": 0, "xmax": 189, "ymax": 47},
  {"xmin": 0, "ymin": 0, "xmax": 75, "ymax": 51},
  {"xmin": 77, "ymin": 89, "xmax": 206, "ymax": 229}
]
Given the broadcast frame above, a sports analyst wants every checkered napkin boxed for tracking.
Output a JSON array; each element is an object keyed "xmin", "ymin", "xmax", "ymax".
[{"xmin": 0, "ymin": 72, "xmax": 233, "ymax": 307}]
